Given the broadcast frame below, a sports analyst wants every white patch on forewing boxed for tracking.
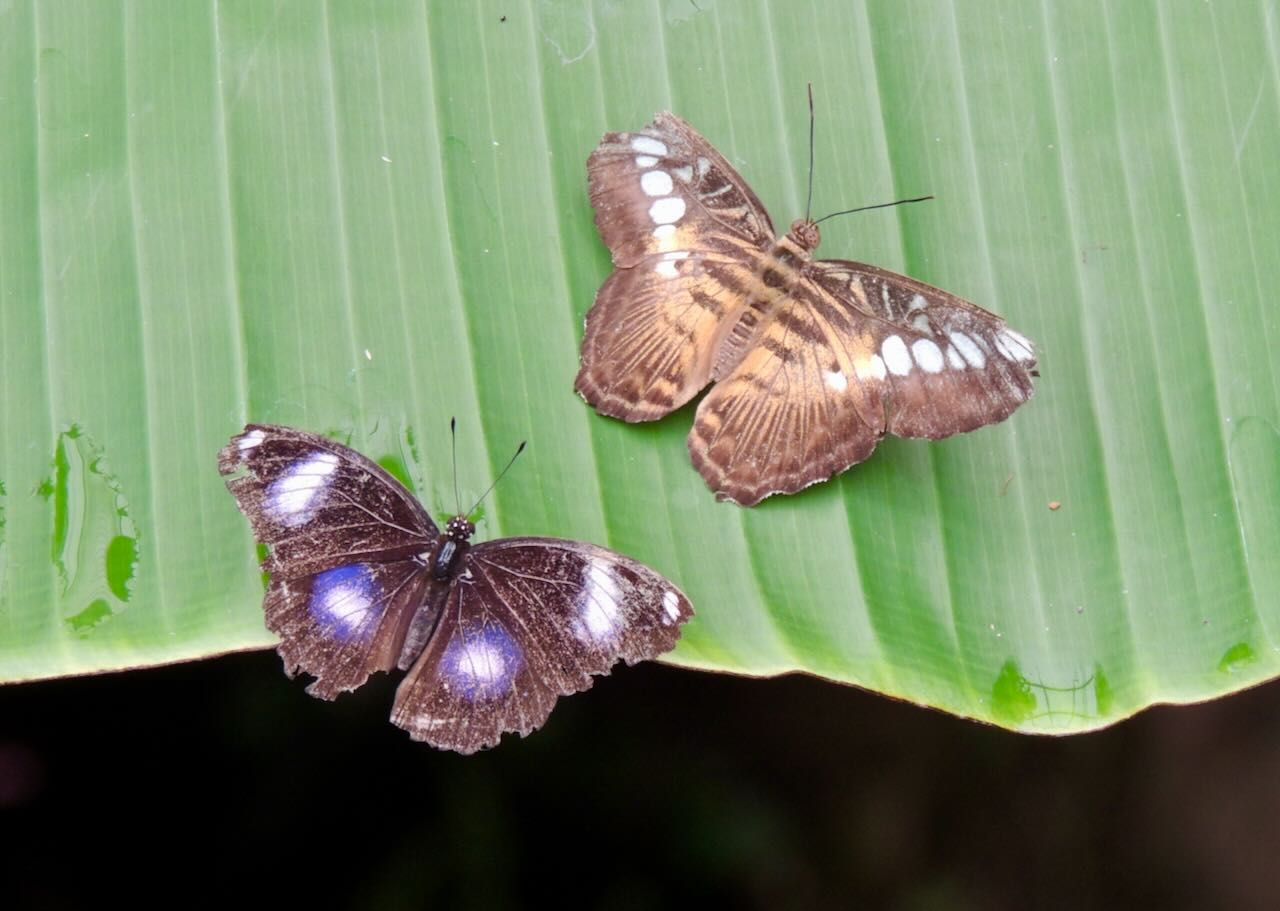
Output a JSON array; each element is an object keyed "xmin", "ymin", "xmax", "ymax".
[
  {"xmin": 672, "ymin": 165, "xmax": 693, "ymax": 183},
  {"xmin": 630, "ymin": 135, "xmax": 668, "ymax": 157},
  {"xmin": 824, "ymin": 369, "xmax": 848, "ymax": 392},
  {"xmin": 949, "ymin": 331, "xmax": 986, "ymax": 368},
  {"xmin": 578, "ymin": 559, "xmax": 623, "ymax": 643},
  {"xmin": 997, "ymin": 328, "xmax": 1036, "ymax": 362},
  {"xmin": 635, "ymin": 155, "xmax": 658, "ymax": 168},
  {"xmin": 909, "ymin": 293, "xmax": 928, "ymax": 311},
  {"xmin": 653, "ymin": 250, "xmax": 690, "ymax": 279},
  {"xmin": 881, "ymin": 335, "xmax": 913, "ymax": 376},
  {"xmin": 662, "ymin": 590, "xmax": 681, "ymax": 624},
  {"xmin": 946, "ymin": 345, "xmax": 966, "ymax": 370},
  {"xmin": 911, "ymin": 338, "xmax": 945, "ymax": 374},
  {"xmin": 268, "ymin": 451, "xmax": 339, "ymax": 526},
  {"xmin": 238, "ymin": 429, "xmax": 265, "ymax": 452},
  {"xmin": 641, "ymin": 170, "xmax": 674, "ymax": 197},
  {"xmin": 910, "ymin": 313, "xmax": 931, "ymax": 333},
  {"xmin": 854, "ymin": 353, "xmax": 888, "ymax": 381},
  {"xmin": 649, "ymin": 196, "xmax": 686, "ymax": 225},
  {"xmin": 696, "ymin": 156, "xmax": 711, "ymax": 177},
  {"xmin": 652, "ymin": 223, "xmax": 679, "ymax": 252}
]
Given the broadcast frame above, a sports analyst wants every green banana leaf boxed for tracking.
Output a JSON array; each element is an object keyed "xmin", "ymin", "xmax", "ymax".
[{"xmin": 1, "ymin": 0, "xmax": 1277, "ymax": 734}]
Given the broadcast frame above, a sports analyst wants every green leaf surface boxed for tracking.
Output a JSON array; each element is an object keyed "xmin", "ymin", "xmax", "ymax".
[{"xmin": 2, "ymin": 0, "xmax": 1277, "ymax": 733}]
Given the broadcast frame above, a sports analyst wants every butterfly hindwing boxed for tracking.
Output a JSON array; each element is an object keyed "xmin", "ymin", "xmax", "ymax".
[
  {"xmin": 264, "ymin": 560, "xmax": 431, "ymax": 698},
  {"xmin": 391, "ymin": 537, "xmax": 692, "ymax": 754}
]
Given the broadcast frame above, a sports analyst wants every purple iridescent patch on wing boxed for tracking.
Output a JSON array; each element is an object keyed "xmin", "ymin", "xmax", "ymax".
[
  {"xmin": 308, "ymin": 564, "xmax": 381, "ymax": 643},
  {"xmin": 441, "ymin": 623, "xmax": 523, "ymax": 700}
]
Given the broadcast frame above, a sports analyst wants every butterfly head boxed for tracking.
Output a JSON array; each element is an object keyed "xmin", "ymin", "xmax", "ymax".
[
  {"xmin": 786, "ymin": 219, "xmax": 822, "ymax": 252},
  {"xmin": 445, "ymin": 515, "xmax": 476, "ymax": 542}
]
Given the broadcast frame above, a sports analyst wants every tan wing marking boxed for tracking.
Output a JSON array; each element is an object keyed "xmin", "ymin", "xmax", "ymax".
[{"xmin": 576, "ymin": 248, "xmax": 759, "ymax": 421}]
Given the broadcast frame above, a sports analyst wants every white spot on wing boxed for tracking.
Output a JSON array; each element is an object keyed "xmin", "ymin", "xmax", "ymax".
[
  {"xmin": 946, "ymin": 345, "xmax": 966, "ymax": 370},
  {"xmin": 912, "ymin": 339, "xmax": 945, "ymax": 373},
  {"xmin": 662, "ymin": 590, "xmax": 681, "ymax": 624},
  {"xmin": 455, "ymin": 638, "xmax": 509, "ymax": 687},
  {"xmin": 238, "ymin": 429, "xmax": 265, "ymax": 452},
  {"xmin": 696, "ymin": 156, "xmax": 711, "ymax": 177},
  {"xmin": 577, "ymin": 558, "xmax": 623, "ymax": 643},
  {"xmin": 652, "ymin": 223, "xmax": 679, "ymax": 251},
  {"xmin": 672, "ymin": 165, "xmax": 693, "ymax": 183},
  {"xmin": 309, "ymin": 566, "xmax": 375, "ymax": 639},
  {"xmin": 635, "ymin": 155, "xmax": 658, "ymax": 168},
  {"xmin": 268, "ymin": 451, "xmax": 339, "ymax": 526},
  {"xmin": 630, "ymin": 135, "xmax": 668, "ymax": 157},
  {"xmin": 641, "ymin": 170, "xmax": 674, "ymax": 197},
  {"xmin": 824, "ymin": 370, "xmax": 848, "ymax": 392},
  {"xmin": 949, "ymin": 331, "xmax": 986, "ymax": 368},
  {"xmin": 881, "ymin": 335, "xmax": 913, "ymax": 376},
  {"xmin": 649, "ymin": 197, "xmax": 686, "ymax": 225},
  {"xmin": 855, "ymin": 354, "xmax": 887, "ymax": 381},
  {"xmin": 911, "ymin": 313, "xmax": 931, "ymax": 333},
  {"xmin": 997, "ymin": 328, "xmax": 1036, "ymax": 362},
  {"xmin": 653, "ymin": 250, "xmax": 689, "ymax": 279},
  {"xmin": 909, "ymin": 293, "xmax": 928, "ymax": 311}
]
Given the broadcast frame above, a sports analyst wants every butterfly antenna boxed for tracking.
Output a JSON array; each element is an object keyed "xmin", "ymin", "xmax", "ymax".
[
  {"xmin": 466, "ymin": 440, "xmax": 527, "ymax": 519},
  {"xmin": 805, "ymin": 83, "xmax": 816, "ymax": 224},
  {"xmin": 814, "ymin": 195, "xmax": 935, "ymax": 225},
  {"xmin": 450, "ymin": 417, "xmax": 462, "ymax": 516}
]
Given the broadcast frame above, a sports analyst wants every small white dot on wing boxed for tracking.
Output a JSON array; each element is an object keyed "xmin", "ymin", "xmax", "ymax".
[
  {"xmin": 909, "ymin": 293, "xmax": 927, "ymax": 311},
  {"xmin": 635, "ymin": 155, "xmax": 658, "ymax": 168},
  {"xmin": 696, "ymin": 156, "xmax": 711, "ymax": 177},
  {"xmin": 997, "ymin": 329, "xmax": 1036, "ymax": 362},
  {"xmin": 630, "ymin": 135, "xmax": 668, "ymax": 157},
  {"xmin": 641, "ymin": 170, "xmax": 674, "ymax": 197},
  {"xmin": 911, "ymin": 338, "xmax": 945, "ymax": 373},
  {"xmin": 946, "ymin": 345, "xmax": 966, "ymax": 370},
  {"xmin": 238, "ymin": 429, "xmax": 265, "ymax": 452},
  {"xmin": 910, "ymin": 313, "xmax": 930, "ymax": 333},
  {"xmin": 648, "ymin": 197, "xmax": 686, "ymax": 225},
  {"xmin": 662, "ymin": 590, "xmax": 681, "ymax": 624},
  {"xmin": 672, "ymin": 165, "xmax": 693, "ymax": 183},
  {"xmin": 824, "ymin": 369, "xmax": 848, "ymax": 392},
  {"xmin": 949, "ymin": 331, "xmax": 986, "ymax": 368},
  {"xmin": 881, "ymin": 335, "xmax": 913, "ymax": 376}
]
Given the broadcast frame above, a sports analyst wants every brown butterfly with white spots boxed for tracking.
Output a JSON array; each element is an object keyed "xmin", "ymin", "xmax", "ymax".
[{"xmin": 575, "ymin": 110, "xmax": 1038, "ymax": 506}]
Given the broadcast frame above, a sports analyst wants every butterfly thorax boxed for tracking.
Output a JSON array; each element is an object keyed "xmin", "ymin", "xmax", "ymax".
[
  {"xmin": 431, "ymin": 516, "xmax": 475, "ymax": 581},
  {"xmin": 710, "ymin": 221, "xmax": 822, "ymax": 379}
]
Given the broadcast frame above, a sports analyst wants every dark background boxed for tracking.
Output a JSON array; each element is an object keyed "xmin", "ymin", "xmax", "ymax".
[{"xmin": 4, "ymin": 653, "xmax": 1279, "ymax": 910}]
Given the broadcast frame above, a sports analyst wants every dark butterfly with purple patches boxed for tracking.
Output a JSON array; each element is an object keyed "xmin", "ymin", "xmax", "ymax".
[{"xmin": 218, "ymin": 424, "xmax": 692, "ymax": 754}]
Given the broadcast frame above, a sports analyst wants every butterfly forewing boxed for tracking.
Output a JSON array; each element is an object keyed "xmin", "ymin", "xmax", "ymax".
[
  {"xmin": 391, "ymin": 538, "xmax": 692, "ymax": 754},
  {"xmin": 587, "ymin": 111, "xmax": 774, "ymax": 268},
  {"xmin": 809, "ymin": 261, "xmax": 1037, "ymax": 439},
  {"xmin": 218, "ymin": 425, "xmax": 437, "ymax": 578}
]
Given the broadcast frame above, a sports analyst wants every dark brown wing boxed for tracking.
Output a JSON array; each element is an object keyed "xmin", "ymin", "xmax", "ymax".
[
  {"xmin": 219, "ymin": 424, "xmax": 438, "ymax": 695},
  {"xmin": 218, "ymin": 424, "xmax": 437, "ymax": 578},
  {"xmin": 577, "ymin": 112, "xmax": 776, "ymax": 421},
  {"xmin": 390, "ymin": 538, "xmax": 693, "ymax": 754},
  {"xmin": 688, "ymin": 264, "xmax": 1037, "ymax": 505}
]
